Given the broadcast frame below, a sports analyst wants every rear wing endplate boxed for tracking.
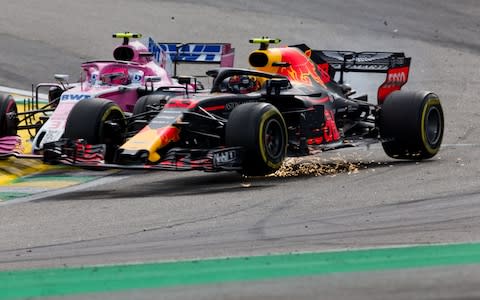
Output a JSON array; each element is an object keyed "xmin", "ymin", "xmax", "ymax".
[{"xmin": 148, "ymin": 37, "xmax": 235, "ymax": 76}]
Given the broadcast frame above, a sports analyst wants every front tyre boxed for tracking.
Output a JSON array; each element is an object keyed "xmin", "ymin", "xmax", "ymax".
[
  {"xmin": 63, "ymin": 98, "xmax": 127, "ymax": 162},
  {"xmin": 226, "ymin": 102, "xmax": 287, "ymax": 176},
  {"xmin": 380, "ymin": 91, "xmax": 444, "ymax": 159},
  {"xmin": 0, "ymin": 93, "xmax": 18, "ymax": 137}
]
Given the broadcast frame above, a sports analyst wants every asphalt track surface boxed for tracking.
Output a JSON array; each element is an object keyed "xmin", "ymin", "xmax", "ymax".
[{"xmin": 1, "ymin": 0, "xmax": 480, "ymax": 299}]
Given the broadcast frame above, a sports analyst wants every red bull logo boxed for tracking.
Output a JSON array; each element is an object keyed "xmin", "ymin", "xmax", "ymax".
[
  {"xmin": 155, "ymin": 126, "xmax": 180, "ymax": 148},
  {"xmin": 282, "ymin": 62, "xmax": 326, "ymax": 87},
  {"xmin": 121, "ymin": 125, "xmax": 180, "ymax": 162},
  {"xmin": 250, "ymin": 47, "xmax": 329, "ymax": 88},
  {"xmin": 278, "ymin": 48, "xmax": 327, "ymax": 87}
]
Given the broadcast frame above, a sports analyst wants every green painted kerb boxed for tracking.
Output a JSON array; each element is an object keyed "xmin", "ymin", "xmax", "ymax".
[
  {"xmin": 12, "ymin": 175, "xmax": 97, "ymax": 184},
  {"xmin": 0, "ymin": 192, "xmax": 31, "ymax": 201},
  {"xmin": 2, "ymin": 242, "xmax": 480, "ymax": 299}
]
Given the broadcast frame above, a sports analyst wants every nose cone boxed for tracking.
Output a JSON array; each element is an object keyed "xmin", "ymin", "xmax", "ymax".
[{"xmin": 119, "ymin": 126, "xmax": 180, "ymax": 163}]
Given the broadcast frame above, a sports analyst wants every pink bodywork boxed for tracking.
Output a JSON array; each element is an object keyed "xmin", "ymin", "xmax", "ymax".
[
  {"xmin": 31, "ymin": 40, "xmax": 181, "ymax": 152},
  {"xmin": 0, "ymin": 136, "xmax": 22, "ymax": 155},
  {"xmin": 64, "ymin": 40, "xmax": 176, "ymax": 112}
]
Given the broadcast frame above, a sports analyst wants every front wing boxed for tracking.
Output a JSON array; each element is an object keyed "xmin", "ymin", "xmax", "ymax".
[
  {"xmin": 43, "ymin": 139, "xmax": 244, "ymax": 172},
  {"xmin": 0, "ymin": 135, "xmax": 44, "ymax": 159}
]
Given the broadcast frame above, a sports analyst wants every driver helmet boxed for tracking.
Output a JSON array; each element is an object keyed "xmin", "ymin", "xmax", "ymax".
[
  {"xmin": 227, "ymin": 75, "xmax": 261, "ymax": 94},
  {"xmin": 102, "ymin": 67, "xmax": 130, "ymax": 85}
]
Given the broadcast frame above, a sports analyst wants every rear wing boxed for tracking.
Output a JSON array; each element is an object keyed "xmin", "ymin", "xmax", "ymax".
[
  {"xmin": 292, "ymin": 44, "xmax": 411, "ymax": 104},
  {"xmin": 148, "ymin": 37, "xmax": 235, "ymax": 76}
]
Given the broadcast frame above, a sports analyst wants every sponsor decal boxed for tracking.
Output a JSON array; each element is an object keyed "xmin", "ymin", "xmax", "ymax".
[
  {"xmin": 224, "ymin": 101, "xmax": 256, "ymax": 111},
  {"xmin": 266, "ymin": 48, "xmax": 329, "ymax": 87},
  {"xmin": 387, "ymin": 71, "xmax": 407, "ymax": 83},
  {"xmin": 330, "ymin": 63, "xmax": 388, "ymax": 71},
  {"xmin": 355, "ymin": 53, "xmax": 390, "ymax": 63},
  {"xmin": 162, "ymin": 109, "xmax": 185, "ymax": 114},
  {"xmin": 131, "ymin": 71, "xmax": 144, "ymax": 83},
  {"xmin": 150, "ymin": 116, "xmax": 176, "ymax": 127},
  {"xmin": 148, "ymin": 37, "xmax": 174, "ymax": 76},
  {"xmin": 90, "ymin": 71, "xmax": 100, "ymax": 85},
  {"xmin": 283, "ymin": 59, "xmax": 328, "ymax": 87},
  {"xmin": 213, "ymin": 150, "xmax": 238, "ymax": 166},
  {"xmin": 377, "ymin": 66, "xmax": 409, "ymax": 103},
  {"xmin": 60, "ymin": 94, "xmax": 92, "ymax": 101},
  {"xmin": 149, "ymin": 109, "xmax": 185, "ymax": 129}
]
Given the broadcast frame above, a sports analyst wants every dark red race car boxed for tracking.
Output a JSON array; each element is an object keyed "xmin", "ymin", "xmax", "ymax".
[{"xmin": 44, "ymin": 38, "xmax": 444, "ymax": 176}]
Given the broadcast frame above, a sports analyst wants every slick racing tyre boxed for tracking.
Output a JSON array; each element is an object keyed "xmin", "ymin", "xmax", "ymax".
[
  {"xmin": 132, "ymin": 94, "xmax": 170, "ymax": 132},
  {"xmin": 132, "ymin": 94, "xmax": 169, "ymax": 116},
  {"xmin": 226, "ymin": 102, "xmax": 287, "ymax": 176},
  {"xmin": 0, "ymin": 93, "xmax": 18, "ymax": 137},
  {"xmin": 380, "ymin": 91, "xmax": 444, "ymax": 159},
  {"xmin": 64, "ymin": 98, "xmax": 127, "ymax": 162}
]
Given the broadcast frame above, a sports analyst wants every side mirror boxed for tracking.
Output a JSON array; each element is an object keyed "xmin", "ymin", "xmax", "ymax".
[
  {"xmin": 54, "ymin": 74, "xmax": 70, "ymax": 89},
  {"xmin": 144, "ymin": 76, "xmax": 162, "ymax": 92},
  {"xmin": 54, "ymin": 74, "xmax": 70, "ymax": 83},
  {"xmin": 266, "ymin": 78, "xmax": 290, "ymax": 96}
]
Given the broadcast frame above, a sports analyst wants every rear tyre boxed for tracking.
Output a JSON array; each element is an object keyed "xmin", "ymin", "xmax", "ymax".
[
  {"xmin": 380, "ymin": 91, "xmax": 444, "ymax": 159},
  {"xmin": 0, "ymin": 93, "xmax": 18, "ymax": 137},
  {"xmin": 63, "ymin": 98, "xmax": 126, "ymax": 162},
  {"xmin": 226, "ymin": 102, "xmax": 287, "ymax": 176}
]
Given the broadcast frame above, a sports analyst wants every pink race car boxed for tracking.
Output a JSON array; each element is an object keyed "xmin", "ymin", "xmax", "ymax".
[{"xmin": 0, "ymin": 32, "xmax": 234, "ymax": 159}]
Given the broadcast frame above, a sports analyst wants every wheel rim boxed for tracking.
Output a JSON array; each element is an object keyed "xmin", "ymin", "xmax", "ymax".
[
  {"xmin": 263, "ymin": 118, "xmax": 285, "ymax": 160},
  {"xmin": 425, "ymin": 106, "xmax": 442, "ymax": 145}
]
